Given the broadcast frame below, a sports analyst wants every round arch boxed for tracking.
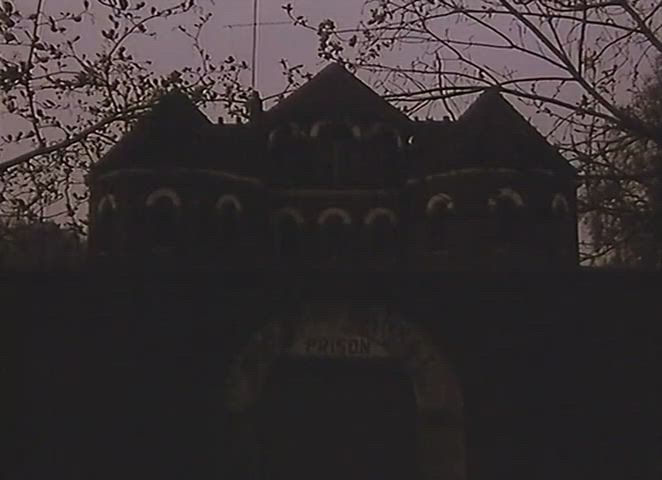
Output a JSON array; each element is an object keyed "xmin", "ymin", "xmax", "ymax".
[
  {"xmin": 318, "ymin": 207, "xmax": 352, "ymax": 225},
  {"xmin": 143, "ymin": 188, "xmax": 181, "ymax": 253},
  {"xmin": 224, "ymin": 303, "xmax": 465, "ymax": 480},
  {"xmin": 268, "ymin": 123, "xmax": 305, "ymax": 149},
  {"xmin": 310, "ymin": 120, "xmax": 356, "ymax": 140},
  {"xmin": 551, "ymin": 193, "xmax": 569, "ymax": 214},
  {"xmin": 146, "ymin": 188, "xmax": 182, "ymax": 209},
  {"xmin": 272, "ymin": 207, "xmax": 304, "ymax": 225},
  {"xmin": 272, "ymin": 208, "xmax": 305, "ymax": 260},
  {"xmin": 426, "ymin": 193, "xmax": 455, "ymax": 214},
  {"xmin": 364, "ymin": 207, "xmax": 398, "ymax": 225},
  {"xmin": 97, "ymin": 194, "xmax": 117, "ymax": 214},
  {"xmin": 365, "ymin": 123, "xmax": 404, "ymax": 149},
  {"xmin": 216, "ymin": 194, "xmax": 242, "ymax": 214},
  {"xmin": 95, "ymin": 194, "xmax": 118, "ymax": 255},
  {"xmin": 488, "ymin": 187, "xmax": 525, "ymax": 211}
]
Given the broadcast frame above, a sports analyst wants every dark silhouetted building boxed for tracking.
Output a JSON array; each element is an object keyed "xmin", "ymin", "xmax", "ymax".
[
  {"xmin": 87, "ymin": 63, "xmax": 578, "ymax": 271},
  {"xmin": 7, "ymin": 64, "xmax": 657, "ymax": 480}
]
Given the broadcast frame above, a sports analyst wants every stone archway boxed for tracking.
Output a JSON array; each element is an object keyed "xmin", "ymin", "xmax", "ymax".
[
  {"xmin": 258, "ymin": 357, "xmax": 417, "ymax": 480},
  {"xmin": 224, "ymin": 300, "xmax": 465, "ymax": 480}
]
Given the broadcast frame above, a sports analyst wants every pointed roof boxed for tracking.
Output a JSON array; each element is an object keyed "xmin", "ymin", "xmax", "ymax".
[
  {"xmin": 150, "ymin": 89, "xmax": 211, "ymax": 127},
  {"xmin": 92, "ymin": 90, "xmax": 212, "ymax": 174},
  {"xmin": 456, "ymin": 89, "xmax": 575, "ymax": 174},
  {"xmin": 264, "ymin": 63, "xmax": 410, "ymax": 125}
]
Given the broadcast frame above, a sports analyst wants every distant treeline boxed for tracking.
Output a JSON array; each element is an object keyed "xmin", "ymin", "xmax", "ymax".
[{"xmin": 0, "ymin": 220, "xmax": 85, "ymax": 270}]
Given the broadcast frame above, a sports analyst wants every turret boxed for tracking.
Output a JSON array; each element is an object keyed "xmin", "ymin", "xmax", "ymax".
[{"xmin": 88, "ymin": 64, "xmax": 577, "ymax": 271}]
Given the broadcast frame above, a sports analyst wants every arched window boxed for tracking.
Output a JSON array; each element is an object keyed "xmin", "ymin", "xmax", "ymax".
[
  {"xmin": 366, "ymin": 124, "xmax": 403, "ymax": 150},
  {"xmin": 366, "ymin": 124, "xmax": 403, "ymax": 185},
  {"xmin": 310, "ymin": 121, "xmax": 357, "ymax": 141},
  {"xmin": 365, "ymin": 208, "xmax": 398, "ymax": 257},
  {"xmin": 268, "ymin": 123, "xmax": 305, "ymax": 149},
  {"xmin": 489, "ymin": 188, "xmax": 525, "ymax": 246},
  {"xmin": 273, "ymin": 208, "xmax": 304, "ymax": 261},
  {"xmin": 426, "ymin": 194, "xmax": 454, "ymax": 252},
  {"xmin": 95, "ymin": 194, "xmax": 117, "ymax": 255},
  {"xmin": 311, "ymin": 121, "xmax": 356, "ymax": 185},
  {"xmin": 549, "ymin": 193, "xmax": 570, "ymax": 258},
  {"xmin": 318, "ymin": 208, "xmax": 352, "ymax": 261},
  {"xmin": 145, "ymin": 188, "xmax": 181, "ymax": 253},
  {"xmin": 268, "ymin": 127, "xmax": 288, "ymax": 153},
  {"xmin": 268, "ymin": 123, "xmax": 310, "ymax": 185},
  {"xmin": 216, "ymin": 195, "xmax": 242, "ymax": 251},
  {"xmin": 551, "ymin": 193, "xmax": 569, "ymax": 217}
]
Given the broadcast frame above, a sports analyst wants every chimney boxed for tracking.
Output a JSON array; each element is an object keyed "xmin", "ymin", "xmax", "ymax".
[{"xmin": 247, "ymin": 90, "xmax": 263, "ymax": 123}]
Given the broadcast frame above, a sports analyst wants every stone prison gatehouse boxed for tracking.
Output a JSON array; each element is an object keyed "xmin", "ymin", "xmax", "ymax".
[{"xmin": 3, "ymin": 63, "xmax": 658, "ymax": 480}]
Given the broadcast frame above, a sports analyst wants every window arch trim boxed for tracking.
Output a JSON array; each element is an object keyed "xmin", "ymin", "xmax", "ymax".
[
  {"xmin": 268, "ymin": 123, "xmax": 304, "ymax": 149},
  {"xmin": 365, "ymin": 123, "xmax": 404, "ymax": 149},
  {"xmin": 364, "ymin": 208, "xmax": 398, "ymax": 226},
  {"xmin": 318, "ymin": 208, "xmax": 352, "ymax": 225},
  {"xmin": 144, "ymin": 188, "xmax": 181, "ymax": 254},
  {"xmin": 272, "ymin": 207, "xmax": 304, "ymax": 225},
  {"xmin": 426, "ymin": 193, "xmax": 455, "ymax": 214},
  {"xmin": 488, "ymin": 188, "xmax": 524, "ymax": 212},
  {"xmin": 351, "ymin": 124, "xmax": 362, "ymax": 139},
  {"xmin": 97, "ymin": 194, "xmax": 117, "ymax": 214},
  {"xmin": 551, "ymin": 193, "xmax": 569, "ymax": 214},
  {"xmin": 273, "ymin": 208, "xmax": 304, "ymax": 260},
  {"xmin": 146, "ymin": 188, "xmax": 182, "ymax": 209},
  {"xmin": 216, "ymin": 194, "xmax": 243, "ymax": 214},
  {"xmin": 95, "ymin": 194, "xmax": 117, "ymax": 255},
  {"xmin": 310, "ymin": 121, "xmax": 356, "ymax": 140}
]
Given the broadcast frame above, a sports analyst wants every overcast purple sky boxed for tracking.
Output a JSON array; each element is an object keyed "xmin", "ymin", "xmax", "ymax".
[
  {"xmin": 1, "ymin": 1, "xmax": 369, "ymax": 158},
  {"xmin": 6, "ymin": 1, "xmax": 642, "ymax": 126},
  {"xmin": 2, "ymin": 0, "xmax": 646, "ymax": 160},
  {"xmin": 212, "ymin": 0, "xmax": 366, "ymax": 93},
  {"xmin": 122, "ymin": 0, "xmax": 369, "ymax": 98}
]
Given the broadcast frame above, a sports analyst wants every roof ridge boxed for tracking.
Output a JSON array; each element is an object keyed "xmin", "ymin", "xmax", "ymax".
[
  {"xmin": 264, "ymin": 62, "xmax": 410, "ymax": 124},
  {"xmin": 457, "ymin": 88, "xmax": 576, "ymax": 175}
]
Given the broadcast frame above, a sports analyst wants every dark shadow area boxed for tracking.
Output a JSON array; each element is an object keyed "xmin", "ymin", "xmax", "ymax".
[{"xmin": 258, "ymin": 358, "xmax": 418, "ymax": 480}]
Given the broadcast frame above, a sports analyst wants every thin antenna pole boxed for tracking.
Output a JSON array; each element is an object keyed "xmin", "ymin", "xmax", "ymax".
[{"xmin": 251, "ymin": 0, "xmax": 259, "ymax": 90}]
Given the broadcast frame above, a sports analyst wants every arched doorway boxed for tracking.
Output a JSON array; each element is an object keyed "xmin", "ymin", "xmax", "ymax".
[
  {"xmin": 224, "ymin": 303, "xmax": 465, "ymax": 480},
  {"xmin": 257, "ymin": 357, "xmax": 418, "ymax": 480}
]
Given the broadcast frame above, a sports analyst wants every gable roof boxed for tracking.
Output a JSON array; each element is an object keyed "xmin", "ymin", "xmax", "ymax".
[
  {"xmin": 264, "ymin": 62, "xmax": 410, "ymax": 125},
  {"xmin": 92, "ymin": 90, "xmax": 212, "ymax": 174},
  {"xmin": 455, "ymin": 88, "xmax": 575, "ymax": 175}
]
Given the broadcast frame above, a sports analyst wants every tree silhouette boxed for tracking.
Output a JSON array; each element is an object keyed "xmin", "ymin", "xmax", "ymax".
[
  {"xmin": 287, "ymin": 0, "xmax": 662, "ymax": 266},
  {"xmin": 0, "ymin": 219, "xmax": 84, "ymax": 270},
  {"xmin": 0, "ymin": 0, "xmax": 251, "ymax": 232},
  {"xmin": 585, "ymin": 58, "xmax": 662, "ymax": 267}
]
